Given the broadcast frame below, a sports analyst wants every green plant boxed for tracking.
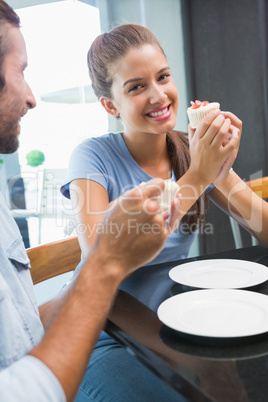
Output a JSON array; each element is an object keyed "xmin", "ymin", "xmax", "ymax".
[{"xmin": 26, "ymin": 150, "xmax": 45, "ymax": 167}]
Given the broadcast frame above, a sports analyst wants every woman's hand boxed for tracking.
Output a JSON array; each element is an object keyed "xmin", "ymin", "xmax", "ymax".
[
  {"xmin": 188, "ymin": 110, "xmax": 241, "ymax": 188},
  {"xmin": 213, "ymin": 111, "xmax": 242, "ymax": 186},
  {"xmin": 188, "ymin": 111, "xmax": 242, "ymax": 144},
  {"xmin": 213, "ymin": 127, "xmax": 240, "ymax": 186}
]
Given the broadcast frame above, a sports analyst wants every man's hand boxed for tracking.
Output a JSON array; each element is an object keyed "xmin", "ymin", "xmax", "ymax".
[{"xmin": 93, "ymin": 178, "xmax": 181, "ymax": 279}]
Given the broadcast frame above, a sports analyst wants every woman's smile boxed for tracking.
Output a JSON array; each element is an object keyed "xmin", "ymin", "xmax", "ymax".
[{"xmin": 146, "ymin": 104, "xmax": 171, "ymax": 121}]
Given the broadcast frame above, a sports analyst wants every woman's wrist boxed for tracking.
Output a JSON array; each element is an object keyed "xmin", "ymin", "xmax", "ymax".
[
  {"xmin": 182, "ymin": 167, "xmax": 213, "ymax": 193},
  {"xmin": 213, "ymin": 169, "xmax": 240, "ymax": 196}
]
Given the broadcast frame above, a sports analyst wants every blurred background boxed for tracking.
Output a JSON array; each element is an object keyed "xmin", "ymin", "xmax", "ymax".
[{"xmin": 2, "ymin": 0, "xmax": 268, "ymax": 268}]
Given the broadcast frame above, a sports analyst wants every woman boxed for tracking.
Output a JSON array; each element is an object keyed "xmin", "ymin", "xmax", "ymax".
[{"xmin": 61, "ymin": 24, "xmax": 268, "ymax": 401}]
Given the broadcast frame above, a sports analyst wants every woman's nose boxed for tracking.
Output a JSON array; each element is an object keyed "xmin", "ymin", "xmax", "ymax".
[{"xmin": 149, "ymin": 83, "xmax": 167, "ymax": 104}]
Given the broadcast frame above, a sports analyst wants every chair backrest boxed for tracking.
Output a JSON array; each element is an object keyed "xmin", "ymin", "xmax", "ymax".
[
  {"xmin": 246, "ymin": 177, "xmax": 268, "ymax": 200},
  {"xmin": 27, "ymin": 236, "xmax": 81, "ymax": 285}
]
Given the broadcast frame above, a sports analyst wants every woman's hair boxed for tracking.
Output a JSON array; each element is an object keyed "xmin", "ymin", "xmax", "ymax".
[
  {"xmin": 0, "ymin": 1, "xmax": 20, "ymax": 91},
  {"xmin": 167, "ymin": 131, "xmax": 208, "ymax": 232},
  {"xmin": 88, "ymin": 23, "xmax": 207, "ymax": 232},
  {"xmin": 88, "ymin": 23, "xmax": 165, "ymax": 100}
]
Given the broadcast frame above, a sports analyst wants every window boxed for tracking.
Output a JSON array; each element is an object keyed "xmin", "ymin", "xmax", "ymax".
[
  {"xmin": 4, "ymin": 1, "xmax": 109, "ymax": 248},
  {"xmin": 16, "ymin": 0, "xmax": 108, "ymax": 168}
]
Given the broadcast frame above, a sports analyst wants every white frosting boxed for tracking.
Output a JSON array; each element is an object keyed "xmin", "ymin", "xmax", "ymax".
[
  {"xmin": 158, "ymin": 180, "xmax": 180, "ymax": 211},
  {"xmin": 187, "ymin": 102, "xmax": 220, "ymax": 128},
  {"xmin": 139, "ymin": 180, "xmax": 180, "ymax": 212}
]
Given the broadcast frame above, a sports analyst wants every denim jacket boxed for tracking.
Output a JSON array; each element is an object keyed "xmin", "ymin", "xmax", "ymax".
[{"xmin": 0, "ymin": 192, "xmax": 65, "ymax": 401}]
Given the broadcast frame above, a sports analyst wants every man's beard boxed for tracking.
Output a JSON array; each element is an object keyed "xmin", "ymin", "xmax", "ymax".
[{"xmin": 0, "ymin": 121, "xmax": 19, "ymax": 154}]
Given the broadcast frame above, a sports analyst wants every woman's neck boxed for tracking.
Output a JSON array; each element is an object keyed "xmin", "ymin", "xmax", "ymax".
[{"xmin": 121, "ymin": 131, "xmax": 172, "ymax": 179}]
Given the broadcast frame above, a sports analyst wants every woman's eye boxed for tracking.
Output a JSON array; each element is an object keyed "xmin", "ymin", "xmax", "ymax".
[
  {"xmin": 129, "ymin": 84, "xmax": 142, "ymax": 93},
  {"xmin": 159, "ymin": 73, "xmax": 171, "ymax": 81}
]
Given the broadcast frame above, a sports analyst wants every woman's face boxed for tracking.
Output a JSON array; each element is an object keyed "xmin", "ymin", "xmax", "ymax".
[{"xmin": 109, "ymin": 44, "xmax": 179, "ymax": 138}]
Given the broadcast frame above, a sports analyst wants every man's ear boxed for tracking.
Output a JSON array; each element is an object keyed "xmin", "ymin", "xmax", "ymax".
[{"xmin": 100, "ymin": 97, "xmax": 120, "ymax": 117}]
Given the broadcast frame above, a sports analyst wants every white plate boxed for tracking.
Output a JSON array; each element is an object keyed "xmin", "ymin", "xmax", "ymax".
[
  {"xmin": 169, "ymin": 259, "xmax": 268, "ymax": 289},
  {"xmin": 157, "ymin": 289, "xmax": 268, "ymax": 338}
]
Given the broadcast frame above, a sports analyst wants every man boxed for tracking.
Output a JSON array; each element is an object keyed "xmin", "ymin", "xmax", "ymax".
[{"xmin": 0, "ymin": 2, "xmax": 181, "ymax": 401}]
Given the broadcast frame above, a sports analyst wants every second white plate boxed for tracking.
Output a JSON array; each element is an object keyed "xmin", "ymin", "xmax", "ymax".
[
  {"xmin": 157, "ymin": 289, "xmax": 268, "ymax": 338},
  {"xmin": 169, "ymin": 259, "xmax": 268, "ymax": 289}
]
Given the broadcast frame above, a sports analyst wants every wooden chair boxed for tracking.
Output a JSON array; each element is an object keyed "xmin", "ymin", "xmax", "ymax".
[
  {"xmin": 247, "ymin": 177, "xmax": 268, "ymax": 198},
  {"xmin": 27, "ymin": 236, "xmax": 81, "ymax": 285},
  {"xmin": 230, "ymin": 176, "xmax": 268, "ymax": 248}
]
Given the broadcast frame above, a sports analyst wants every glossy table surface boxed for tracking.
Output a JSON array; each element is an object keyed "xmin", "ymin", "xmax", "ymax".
[{"xmin": 105, "ymin": 245, "xmax": 268, "ymax": 402}]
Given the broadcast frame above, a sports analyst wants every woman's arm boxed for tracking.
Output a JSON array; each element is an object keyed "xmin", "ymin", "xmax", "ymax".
[
  {"xmin": 69, "ymin": 179, "xmax": 109, "ymax": 257},
  {"xmin": 207, "ymin": 112, "xmax": 268, "ymax": 245},
  {"xmin": 210, "ymin": 170, "xmax": 268, "ymax": 246},
  {"xmin": 70, "ymin": 178, "xmax": 182, "ymax": 257}
]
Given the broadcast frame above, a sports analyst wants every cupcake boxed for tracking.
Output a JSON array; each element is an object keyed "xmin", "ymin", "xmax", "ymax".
[
  {"xmin": 158, "ymin": 179, "xmax": 180, "ymax": 212},
  {"xmin": 140, "ymin": 179, "xmax": 180, "ymax": 212},
  {"xmin": 187, "ymin": 100, "xmax": 220, "ymax": 128}
]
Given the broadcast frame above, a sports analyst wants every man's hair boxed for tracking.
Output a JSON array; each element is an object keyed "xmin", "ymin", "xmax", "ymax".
[{"xmin": 0, "ymin": 1, "xmax": 20, "ymax": 91}]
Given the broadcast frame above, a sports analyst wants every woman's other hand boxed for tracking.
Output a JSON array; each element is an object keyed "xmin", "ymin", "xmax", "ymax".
[{"xmin": 188, "ymin": 110, "xmax": 241, "ymax": 188}]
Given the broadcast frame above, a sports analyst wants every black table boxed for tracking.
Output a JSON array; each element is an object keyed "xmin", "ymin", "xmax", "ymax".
[{"xmin": 105, "ymin": 245, "xmax": 268, "ymax": 402}]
